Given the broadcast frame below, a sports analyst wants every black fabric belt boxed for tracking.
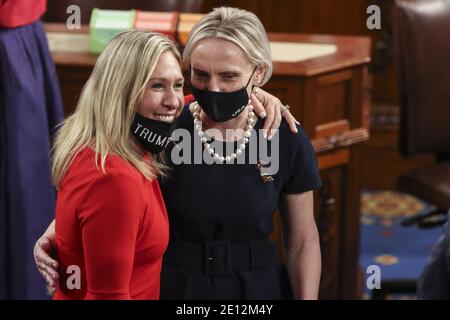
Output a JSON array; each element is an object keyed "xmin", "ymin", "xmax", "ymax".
[{"xmin": 163, "ymin": 240, "xmax": 278, "ymax": 276}]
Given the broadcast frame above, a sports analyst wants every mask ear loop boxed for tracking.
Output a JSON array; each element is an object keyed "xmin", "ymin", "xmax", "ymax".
[
  {"xmin": 245, "ymin": 66, "xmax": 259, "ymax": 105},
  {"xmin": 245, "ymin": 66, "xmax": 259, "ymax": 90}
]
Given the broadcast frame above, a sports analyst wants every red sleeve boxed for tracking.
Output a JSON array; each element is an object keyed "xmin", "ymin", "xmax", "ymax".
[
  {"xmin": 78, "ymin": 169, "xmax": 144, "ymax": 300},
  {"xmin": 184, "ymin": 94, "xmax": 195, "ymax": 105},
  {"xmin": 0, "ymin": 0, "xmax": 47, "ymax": 28}
]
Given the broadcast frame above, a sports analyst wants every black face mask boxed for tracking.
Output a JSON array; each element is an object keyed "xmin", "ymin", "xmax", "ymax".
[
  {"xmin": 131, "ymin": 113, "xmax": 175, "ymax": 155},
  {"xmin": 190, "ymin": 67, "xmax": 257, "ymax": 122}
]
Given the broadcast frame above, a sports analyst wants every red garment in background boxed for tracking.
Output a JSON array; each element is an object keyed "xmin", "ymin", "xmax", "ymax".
[
  {"xmin": 184, "ymin": 94, "xmax": 195, "ymax": 105},
  {"xmin": 0, "ymin": 0, "xmax": 47, "ymax": 28},
  {"xmin": 53, "ymin": 147, "xmax": 169, "ymax": 300}
]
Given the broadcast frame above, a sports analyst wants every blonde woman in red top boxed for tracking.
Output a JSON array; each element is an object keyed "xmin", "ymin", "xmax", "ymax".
[{"xmin": 48, "ymin": 30, "xmax": 182, "ymax": 299}]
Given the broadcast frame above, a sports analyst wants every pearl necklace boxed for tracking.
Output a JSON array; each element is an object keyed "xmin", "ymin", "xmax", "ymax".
[{"xmin": 191, "ymin": 101, "xmax": 256, "ymax": 163}]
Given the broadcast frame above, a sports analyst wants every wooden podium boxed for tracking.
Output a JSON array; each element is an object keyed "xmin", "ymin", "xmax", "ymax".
[{"xmin": 44, "ymin": 23, "xmax": 371, "ymax": 299}]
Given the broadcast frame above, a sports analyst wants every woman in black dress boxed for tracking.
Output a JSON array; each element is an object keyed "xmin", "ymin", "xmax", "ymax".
[
  {"xmin": 159, "ymin": 7, "xmax": 321, "ymax": 299},
  {"xmin": 34, "ymin": 7, "xmax": 321, "ymax": 300}
]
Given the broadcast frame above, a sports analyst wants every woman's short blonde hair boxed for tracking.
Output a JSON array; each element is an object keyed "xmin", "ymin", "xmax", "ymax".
[
  {"xmin": 183, "ymin": 7, "xmax": 273, "ymax": 85},
  {"xmin": 52, "ymin": 30, "xmax": 180, "ymax": 187}
]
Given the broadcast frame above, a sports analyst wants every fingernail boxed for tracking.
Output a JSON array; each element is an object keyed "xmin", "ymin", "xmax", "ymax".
[
  {"xmin": 53, "ymin": 263, "xmax": 57, "ymax": 268},
  {"xmin": 263, "ymin": 133, "xmax": 268, "ymax": 139},
  {"xmin": 268, "ymin": 135, "xmax": 272, "ymax": 141},
  {"xmin": 295, "ymin": 128, "xmax": 298, "ymax": 133},
  {"xmin": 296, "ymin": 121, "xmax": 300, "ymax": 125},
  {"xmin": 260, "ymin": 112, "xmax": 267, "ymax": 118}
]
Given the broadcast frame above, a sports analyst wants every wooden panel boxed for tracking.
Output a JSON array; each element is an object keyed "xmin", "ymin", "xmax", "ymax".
[
  {"xmin": 301, "ymin": 78, "xmax": 319, "ymax": 136},
  {"xmin": 316, "ymin": 82, "xmax": 348, "ymax": 125},
  {"xmin": 340, "ymin": 144, "xmax": 363, "ymax": 299},
  {"xmin": 203, "ymin": 0, "xmax": 372, "ymax": 35},
  {"xmin": 318, "ymin": 70, "xmax": 353, "ymax": 86},
  {"xmin": 263, "ymin": 78, "xmax": 302, "ymax": 119},
  {"xmin": 349, "ymin": 68, "xmax": 365, "ymax": 128},
  {"xmin": 316, "ymin": 120, "xmax": 350, "ymax": 139},
  {"xmin": 317, "ymin": 167, "xmax": 344, "ymax": 299},
  {"xmin": 362, "ymin": 67, "xmax": 372, "ymax": 130},
  {"xmin": 317, "ymin": 150, "xmax": 350, "ymax": 171},
  {"xmin": 362, "ymin": 129, "xmax": 435, "ymax": 190},
  {"xmin": 56, "ymin": 66, "xmax": 91, "ymax": 116},
  {"xmin": 315, "ymin": 71, "xmax": 354, "ymax": 135}
]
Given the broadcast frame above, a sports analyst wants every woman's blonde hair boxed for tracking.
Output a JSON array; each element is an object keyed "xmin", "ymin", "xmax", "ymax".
[
  {"xmin": 52, "ymin": 30, "xmax": 180, "ymax": 188},
  {"xmin": 183, "ymin": 7, "xmax": 272, "ymax": 85}
]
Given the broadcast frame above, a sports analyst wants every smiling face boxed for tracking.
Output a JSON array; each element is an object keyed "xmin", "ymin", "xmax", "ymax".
[
  {"xmin": 190, "ymin": 37, "xmax": 264, "ymax": 96},
  {"xmin": 137, "ymin": 51, "xmax": 184, "ymax": 122}
]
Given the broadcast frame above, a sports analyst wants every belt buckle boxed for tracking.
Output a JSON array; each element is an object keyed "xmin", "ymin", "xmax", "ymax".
[{"xmin": 204, "ymin": 240, "xmax": 231, "ymax": 275}]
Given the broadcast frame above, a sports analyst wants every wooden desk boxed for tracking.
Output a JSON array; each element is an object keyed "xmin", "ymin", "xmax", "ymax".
[{"xmin": 44, "ymin": 23, "xmax": 371, "ymax": 299}]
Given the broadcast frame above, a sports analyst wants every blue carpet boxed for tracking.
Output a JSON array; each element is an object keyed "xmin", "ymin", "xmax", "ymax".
[{"xmin": 359, "ymin": 190, "xmax": 444, "ymax": 298}]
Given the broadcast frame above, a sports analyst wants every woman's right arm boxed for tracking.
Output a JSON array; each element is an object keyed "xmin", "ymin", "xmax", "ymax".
[{"xmin": 33, "ymin": 219, "xmax": 59, "ymax": 288}]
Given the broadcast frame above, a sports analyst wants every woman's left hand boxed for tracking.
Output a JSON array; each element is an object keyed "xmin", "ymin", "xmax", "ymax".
[{"xmin": 250, "ymin": 87, "xmax": 300, "ymax": 139}]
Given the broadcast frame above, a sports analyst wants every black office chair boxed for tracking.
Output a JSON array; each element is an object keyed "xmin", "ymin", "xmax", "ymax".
[
  {"xmin": 369, "ymin": 0, "xmax": 450, "ymax": 300},
  {"xmin": 393, "ymin": 0, "xmax": 450, "ymax": 229}
]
